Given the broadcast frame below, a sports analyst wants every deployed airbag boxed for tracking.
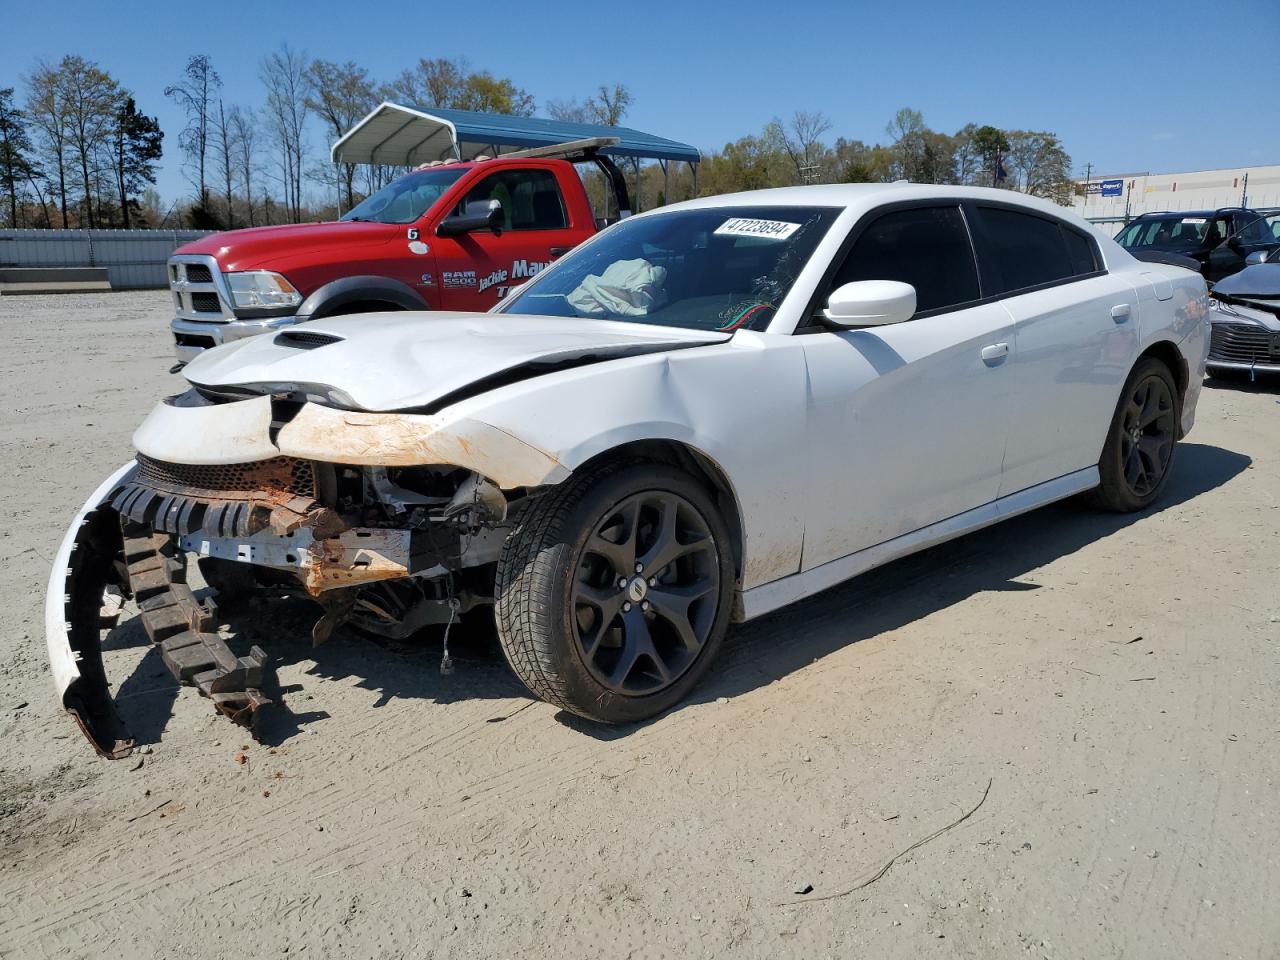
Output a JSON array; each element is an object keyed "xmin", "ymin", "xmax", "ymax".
[{"xmin": 567, "ymin": 259, "xmax": 667, "ymax": 316}]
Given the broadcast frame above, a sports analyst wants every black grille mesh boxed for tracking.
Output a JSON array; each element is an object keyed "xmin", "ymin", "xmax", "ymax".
[
  {"xmin": 184, "ymin": 263, "xmax": 213, "ymax": 283},
  {"xmin": 135, "ymin": 455, "xmax": 316, "ymax": 498},
  {"xmin": 190, "ymin": 292, "xmax": 222, "ymax": 313},
  {"xmin": 274, "ymin": 330, "xmax": 344, "ymax": 349}
]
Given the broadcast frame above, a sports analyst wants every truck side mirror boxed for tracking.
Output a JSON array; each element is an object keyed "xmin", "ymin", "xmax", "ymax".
[{"xmin": 437, "ymin": 200, "xmax": 504, "ymax": 238}]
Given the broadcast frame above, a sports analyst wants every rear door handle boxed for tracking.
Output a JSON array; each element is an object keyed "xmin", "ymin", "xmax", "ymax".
[
  {"xmin": 1111, "ymin": 303, "xmax": 1132, "ymax": 323},
  {"xmin": 549, "ymin": 246, "xmax": 573, "ymax": 259},
  {"xmin": 980, "ymin": 342, "xmax": 1010, "ymax": 364}
]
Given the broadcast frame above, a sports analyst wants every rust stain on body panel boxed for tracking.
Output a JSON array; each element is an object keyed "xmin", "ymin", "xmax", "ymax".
[{"xmin": 274, "ymin": 404, "xmax": 565, "ymax": 487}]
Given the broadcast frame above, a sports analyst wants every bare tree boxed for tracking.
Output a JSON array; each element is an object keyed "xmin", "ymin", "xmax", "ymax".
[
  {"xmin": 227, "ymin": 105, "xmax": 258, "ymax": 226},
  {"xmin": 58, "ymin": 55, "xmax": 122, "ymax": 228},
  {"xmin": 781, "ymin": 110, "xmax": 832, "ymax": 183},
  {"xmin": 165, "ymin": 54, "xmax": 221, "ymax": 205},
  {"xmin": 546, "ymin": 98, "xmax": 591, "ymax": 123},
  {"xmin": 305, "ymin": 59, "xmax": 376, "ymax": 210},
  {"xmin": 261, "ymin": 45, "xmax": 311, "ymax": 222},
  {"xmin": 210, "ymin": 99, "xmax": 238, "ymax": 227},
  {"xmin": 388, "ymin": 57, "xmax": 469, "ymax": 108},
  {"xmin": 25, "ymin": 62, "xmax": 71, "ymax": 225},
  {"xmin": 589, "ymin": 84, "xmax": 632, "ymax": 126}
]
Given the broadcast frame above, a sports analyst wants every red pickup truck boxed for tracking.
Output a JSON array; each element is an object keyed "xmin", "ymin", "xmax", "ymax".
[{"xmin": 167, "ymin": 151, "xmax": 631, "ymax": 363}]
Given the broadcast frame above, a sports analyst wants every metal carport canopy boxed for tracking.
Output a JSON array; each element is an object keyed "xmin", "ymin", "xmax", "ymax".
[{"xmin": 331, "ymin": 102, "xmax": 701, "ymax": 167}]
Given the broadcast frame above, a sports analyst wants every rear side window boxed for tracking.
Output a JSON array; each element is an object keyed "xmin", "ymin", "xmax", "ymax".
[
  {"xmin": 832, "ymin": 205, "xmax": 980, "ymax": 314},
  {"xmin": 462, "ymin": 168, "xmax": 568, "ymax": 231},
  {"xmin": 1063, "ymin": 228, "xmax": 1098, "ymax": 275},
  {"xmin": 975, "ymin": 207, "xmax": 1098, "ymax": 294}
]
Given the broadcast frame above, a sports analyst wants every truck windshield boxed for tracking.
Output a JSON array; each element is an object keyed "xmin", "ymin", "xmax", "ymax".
[
  {"xmin": 340, "ymin": 168, "xmax": 467, "ymax": 224},
  {"xmin": 500, "ymin": 205, "xmax": 840, "ymax": 332}
]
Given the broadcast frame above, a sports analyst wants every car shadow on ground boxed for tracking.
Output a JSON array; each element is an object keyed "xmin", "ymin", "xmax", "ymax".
[
  {"xmin": 1203, "ymin": 373, "xmax": 1280, "ymax": 394},
  {"xmin": 108, "ymin": 441, "xmax": 1249, "ymax": 749}
]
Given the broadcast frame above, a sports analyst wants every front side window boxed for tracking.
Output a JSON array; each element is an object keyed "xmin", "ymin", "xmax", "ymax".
[
  {"xmin": 461, "ymin": 169, "xmax": 568, "ymax": 231},
  {"xmin": 340, "ymin": 168, "xmax": 467, "ymax": 224},
  {"xmin": 501, "ymin": 205, "xmax": 840, "ymax": 331},
  {"xmin": 1232, "ymin": 213, "xmax": 1276, "ymax": 245},
  {"xmin": 832, "ymin": 205, "xmax": 980, "ymax": 313}
]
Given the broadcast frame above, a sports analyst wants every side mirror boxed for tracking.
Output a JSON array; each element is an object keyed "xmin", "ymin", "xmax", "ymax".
[
  {"xmin": 1244, "ymin": 250, "xmax": 1269, "ymax": 266},
  {"xmin": 823, "ymin": 280, "xmax": 916, "ymax": 328},
  {"xmin": 437, "ymin": 200, "xmax": 503, "ymax": 238}
]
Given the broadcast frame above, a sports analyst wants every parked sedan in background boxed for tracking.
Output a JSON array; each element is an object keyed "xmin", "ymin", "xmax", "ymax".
[
  {"xmin": 1207, "ymin": 241, "xmax": 1280, "ymax": 377},
  {"xmin": 46, "ymin": 184, "xmax": 1208, "ymax": 759},
  {"xmin": 1115, "ymin": 207, "xmax": 1280, "ymax": 283}
]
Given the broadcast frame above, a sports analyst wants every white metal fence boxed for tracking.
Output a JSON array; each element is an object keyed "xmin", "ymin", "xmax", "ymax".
[{"xmin": 0, "ymin": 229, "xmax": 213, "ymax": 289}]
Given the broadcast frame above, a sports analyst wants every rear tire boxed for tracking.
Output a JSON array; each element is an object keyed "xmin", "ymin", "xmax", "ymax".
[
  {"xmin": 1092, "ymin": 357, "xmax": 1180, "ymax": 512},
  {"xmin": 495, "ymin": 461, "xmax": 734, "ymax": 724}
]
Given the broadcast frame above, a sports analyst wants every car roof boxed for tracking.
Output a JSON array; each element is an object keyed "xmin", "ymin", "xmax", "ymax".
[
  {"xmin": 1133, "ymin": 207, "xmax": 1255, "ymax": 220},
  {"xmin": 656, "ymin": 182, "xmax": 1095, "ymax": 229}
]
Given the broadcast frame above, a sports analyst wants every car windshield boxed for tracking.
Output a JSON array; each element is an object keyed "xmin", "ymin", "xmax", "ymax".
[
  {"xmin": 1115, "ymin": 216, "xmax": 1210, "ymax": 250},
  {"xmin": 500, "ymin": 205, "xmax": 840, "ymax": 331},
  {"xmin": 340, "ymin": 168, "xmax": 467, "ymax": 224}
]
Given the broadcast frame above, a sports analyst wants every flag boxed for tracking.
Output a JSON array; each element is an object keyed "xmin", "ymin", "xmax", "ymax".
[{"xmin": 995, "ymin": 150, "xmax": 1008, "ymax": 183}]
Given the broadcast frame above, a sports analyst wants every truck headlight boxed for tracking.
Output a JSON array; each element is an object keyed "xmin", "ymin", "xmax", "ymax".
[{"xmin": 226, "ymin": 271, "xmax": 302, "ymax": 309}]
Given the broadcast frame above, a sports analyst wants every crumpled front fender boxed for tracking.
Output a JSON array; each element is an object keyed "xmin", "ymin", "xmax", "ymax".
[{"xmin": 45, "ymin": 461, "xmax": 138, "ymax": 759}]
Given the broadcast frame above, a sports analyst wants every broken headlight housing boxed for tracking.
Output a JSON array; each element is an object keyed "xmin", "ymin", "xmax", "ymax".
[{"xmin": 225, "ymin": 271, "xmax": 303, "ymax": 310}]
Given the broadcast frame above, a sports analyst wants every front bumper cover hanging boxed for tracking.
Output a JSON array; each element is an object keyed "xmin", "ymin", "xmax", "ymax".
[{"xmin": 46, "ymin": 462, "xmax": 270, "ymax": 759}]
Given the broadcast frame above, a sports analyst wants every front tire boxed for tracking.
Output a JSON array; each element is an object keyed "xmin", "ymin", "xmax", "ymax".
[
  {"xmin": 1093, "ymin": 357, "xmax": 1180, "ymax": 512},
  {"xmin": 495, "ymin": 461, "xmax": 734, "ymax": 723}
]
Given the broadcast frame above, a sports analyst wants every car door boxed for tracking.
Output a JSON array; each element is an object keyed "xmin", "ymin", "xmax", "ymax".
[
  {"xmin": 432, "ymin": 166, "xmax": 581, "ymax": 310},
  {"xmin": 800, "ymin": 203, "xmax": 1016, "ymax": 570},
  {"xmin": 1214, "ymin": 213, "xmax": 1280, "ymax": 280},
  {"xmin": 965, "ymin": 204, "xmax": 1140, "ymax": 496}
]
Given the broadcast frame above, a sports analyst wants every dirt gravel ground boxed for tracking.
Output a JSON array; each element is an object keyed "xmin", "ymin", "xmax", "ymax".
[{"xmin": 0, "ymin": 291, "xmax": 1277, "ymax": 960}]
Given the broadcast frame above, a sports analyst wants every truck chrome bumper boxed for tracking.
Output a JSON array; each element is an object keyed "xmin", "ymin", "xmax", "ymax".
[{"xmin": 171, "ymin": 314, "xmax": 302, "ymax": 363}]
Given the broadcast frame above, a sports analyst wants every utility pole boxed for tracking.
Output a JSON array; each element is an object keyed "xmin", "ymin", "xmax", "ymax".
[
  {"xmin": 1083, "ymin": 162, "xmax": 1092, "ymax": 213},
  {"xmin": 1241, "ymin": 172, "xmax": 1249, "ymax": 208}
]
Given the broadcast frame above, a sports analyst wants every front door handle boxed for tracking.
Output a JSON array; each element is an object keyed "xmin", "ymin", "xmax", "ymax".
[
  {"xmin": 549, "ymin": 246, "xmax": 573, "ymax": 259},
  {"xmin": 980, "ymin": 342, "xmax": 1010, "ymax": 365},
  {"xmin": 1111, "ymin": 303, "xmax": 1132, "ymax": 323}
]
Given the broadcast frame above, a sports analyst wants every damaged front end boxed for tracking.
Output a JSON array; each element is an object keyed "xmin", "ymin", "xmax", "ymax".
[{"xmin": 47, "ymin": 396, "xmax": 522, "ymax": 758}]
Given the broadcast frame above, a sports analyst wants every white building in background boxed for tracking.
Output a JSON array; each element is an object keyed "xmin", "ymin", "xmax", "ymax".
[{"xmin": 1072, "ymin": 163, "xmax": 1280, "ymax": 222}]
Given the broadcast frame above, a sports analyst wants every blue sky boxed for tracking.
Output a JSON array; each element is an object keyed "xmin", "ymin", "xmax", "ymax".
[{"xmin": 2, "ymin": 0, "xmax": 1277, "ymax": 206}]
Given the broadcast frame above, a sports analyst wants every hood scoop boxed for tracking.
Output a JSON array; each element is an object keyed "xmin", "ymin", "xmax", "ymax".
[{"xmin": 275, "ymin": 330, "xmax": 345, "ymax": 350}]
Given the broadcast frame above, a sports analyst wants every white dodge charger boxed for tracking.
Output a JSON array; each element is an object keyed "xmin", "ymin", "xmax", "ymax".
[{"xmin": 47, "ymin": 184, "xmax": 1208, "ymax": 757}]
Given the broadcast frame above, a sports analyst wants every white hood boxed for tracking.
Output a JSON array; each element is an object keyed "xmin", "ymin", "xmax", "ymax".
[{"xmin": 182, "ymin": 312, "xmax": 730, "ymax": 411}]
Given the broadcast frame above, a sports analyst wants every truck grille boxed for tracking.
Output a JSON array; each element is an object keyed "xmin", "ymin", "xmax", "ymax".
[
  {"xmin": 1209, "ymin": 322, "xmax": 1280, "ymax": 365},
  {"xmin": 190, "ymin": 292, "xmax": 221, "ymax": 313},
  {"xmin": 169, "ymin": 256, "xmax": 231, "ymax": 322}
]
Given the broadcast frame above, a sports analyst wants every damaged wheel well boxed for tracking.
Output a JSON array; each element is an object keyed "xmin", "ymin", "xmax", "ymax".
[{"xmin": 571, "ymin": 439, "xmax": 746, "ymax": 582}]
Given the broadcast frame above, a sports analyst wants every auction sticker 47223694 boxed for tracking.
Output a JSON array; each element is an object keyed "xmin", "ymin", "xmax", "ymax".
[{"xmin": 714, "ymin": 218, "xmax": 801, "ymax": 240}]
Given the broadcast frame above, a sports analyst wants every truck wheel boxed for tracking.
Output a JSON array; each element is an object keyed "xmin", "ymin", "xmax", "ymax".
[
  {"xmin": 1092, "ymin": 356, "xmax": 1180, "ymax": 512},
  {"xmin": 495, "ymin": 461, "xmax": 734, "ymax": 723}
]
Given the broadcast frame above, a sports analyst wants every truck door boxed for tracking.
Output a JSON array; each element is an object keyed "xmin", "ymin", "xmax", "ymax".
[{"xmin": 433, "ymin": 167, "xmax": 580, "ymax": 310}]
